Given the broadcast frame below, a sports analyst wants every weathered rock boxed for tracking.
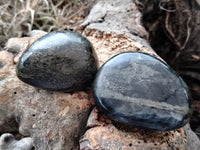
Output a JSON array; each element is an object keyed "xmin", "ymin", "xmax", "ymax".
[
  {"xmin": 93, "ymin": 52, "xmax": 192, "ymax": 131},
  {"xmin": 1, "ymin": 0, "xmax": 200, "ymax": 149},
  {"xmin": 0, "ymin": 133, "xmax": 33, "ymax": 150},
  {"xmin": 28, "ymin": 30, "xmax": 47, "ymax": 38},
  {"xmin": 17, "ymin": 31, "xmax": 98, "ymax": 91},
  {"xmin": 1, "ymin": 30, "xmax": 200, "ymax": 150},
  {"xmin": 81, "ymin": 0, "xmax": 147, "ymax": 39},
  {"xmin": 0, "ymin": 48, "xmax": 93, "ymax": 149},
  {"xmin": 80, "ymin": 108, "xmax": 200, "ymax": 150},
  {"xmin": 134, "ymin": 0, "xmax": 200, "ymax": 137},
  {"xmin": 5, "ymin": 30, "xmax": 47, "ymax": 64},
  {"xmin": 5, "ymin": 37, "xmax": 38, "ymax": 64},
  {"xmin": 80, "ymin": 0, "xmax": 200, "ymax": 149}
]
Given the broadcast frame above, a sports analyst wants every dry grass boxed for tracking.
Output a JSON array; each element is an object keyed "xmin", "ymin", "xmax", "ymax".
[{"xmin": 0, "ymin": 0, "xmax": 94, "ymax": 50}]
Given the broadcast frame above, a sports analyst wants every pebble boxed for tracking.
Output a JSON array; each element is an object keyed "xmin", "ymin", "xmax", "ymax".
[
  {"xmin": 0, "ymin": 133, "xmax": 33, "ymax": 150},
  {"xmin": 17, "ymin": 31, "xmax": 97, "ymax": 91},
  {"xmin": 93, "ymin": 52, "xmax": 192, "ymax": 131}
]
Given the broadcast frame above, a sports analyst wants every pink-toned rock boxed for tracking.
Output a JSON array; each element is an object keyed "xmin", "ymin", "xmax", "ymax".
[
  {"xmin": 80, "ymin": 108, "xmax": 200, "ymax": 150},
  {"xmin": 1, "ymin": 38, "xmax": 94, "ymax": 149},
  {"xmin": 79, "ymin": 0, "xmax": 200, "ymax": 149},
  {"xmin": 6, "ymin": 37, "xmax": 38, "ymax": 64},
  {"xmin": 5, "ymin": 30, "xmax": 47, "ymax": 64},
  {"xmin": 1, "ymin": 31, "xmax": 200, "ymax": 150},
  {"xmin": 1, "ymin": 0, "xmax": 200, "ymax": 149}
]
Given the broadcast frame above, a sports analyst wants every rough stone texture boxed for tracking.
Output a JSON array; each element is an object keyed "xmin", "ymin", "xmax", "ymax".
[
  {"xmin": 81, "ymin": 0, "xmax": 147, "ymax": 39},
  {"xmin": 17, "ymin": 31, "xmax": 97, "ymax": 91},
  {"xmin": 93, "ymin": 52, "xmax": 192, "ymax": 131},
  {"xmin": 81, "ymin": 0, "xmax": 165, "ymax": 66},
  {"xmin": 0, "ymin": 0, "xmax": 200, "ymax": 150},
  {"xmin": 134, "ymin": 0, "xmax": 200, "ymax": 139},
  {"xmin": 80, "ymin": 108, "xmax": 200, "ymax": 150},
  {"xmin": 80, "ymin": 0, "xmax": 200, "ymax": 149},
  {"xmin": 5, "ymin": 37, "xmax": 38, "ymax": 64},
  {"xmin": 79, "ymin": 28, "xmax": 200, "ymax": 149},
  {"xmin": 1, "ymin": 36, "xmax": 94, "ymax": 149},
  {"xmin": 0, "ymin": 133, "xmax": 33, "ymax": 150}
]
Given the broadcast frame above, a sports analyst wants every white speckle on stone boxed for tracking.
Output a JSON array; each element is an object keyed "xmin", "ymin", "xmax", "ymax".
[{"xmin": 32, "ymin": 124, "xmax": 36, "ymax": 128}]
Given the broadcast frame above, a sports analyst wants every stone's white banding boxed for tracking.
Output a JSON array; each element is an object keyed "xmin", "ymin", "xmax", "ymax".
[
  {"xmin": 98, "ymin": 89, "xmax": 189, "ymax": 114},
  {"xmin": 93, "ymin": 52, "xmax": 191, "ymax": 131}
]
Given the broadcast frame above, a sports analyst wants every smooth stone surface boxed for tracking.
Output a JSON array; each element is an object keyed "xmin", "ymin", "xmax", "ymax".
[
  {"xmin": 17, "ymin": 31, "xmax": 97, "ymax": 91},
  {"xmin": 93, "ymin": 52, "xmax": 192, "ymax": 131}
]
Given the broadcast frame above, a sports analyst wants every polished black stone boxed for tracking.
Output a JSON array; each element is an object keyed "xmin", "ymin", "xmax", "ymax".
[
  {"xmin": 17, "ymin": 31, "xmax": 97, "ymax": 91},
  {"xmin": 93, "ymin": 52, "xmax": 192, "ymax": 131}
]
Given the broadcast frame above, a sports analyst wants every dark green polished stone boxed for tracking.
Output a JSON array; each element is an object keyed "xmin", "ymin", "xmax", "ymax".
[
  {"xmin": 93, "ymin": 52, "xmax": 192, "ymax": 131},
  {"xmin": 17, "ymin": 31, "xmax": 97, "ymax": 91}
]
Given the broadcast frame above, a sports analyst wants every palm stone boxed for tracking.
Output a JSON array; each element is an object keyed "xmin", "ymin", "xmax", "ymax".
[
  {"xmin": 17, "ymin": 31, "xmax": 97, "ymax": 91},
  {"xmin": 93, "ymin": 52, "xmax": 192, "ymax": 131}
]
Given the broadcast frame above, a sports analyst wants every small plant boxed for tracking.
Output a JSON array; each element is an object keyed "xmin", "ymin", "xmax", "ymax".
[{"xmin": 0, "ymin": 0, "xmax": 92, "ymax": 50}]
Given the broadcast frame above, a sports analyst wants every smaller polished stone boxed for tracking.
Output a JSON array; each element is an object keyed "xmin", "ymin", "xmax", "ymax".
[
  {"xmin": 17, "ymin": 31, "xmax": 98, "ymax": 91},
  {"xmin": 93, "ymin": 52, "xmax": 192, "ymax": 131}
]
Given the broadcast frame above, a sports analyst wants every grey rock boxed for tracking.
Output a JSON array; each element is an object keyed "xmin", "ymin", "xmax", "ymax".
[
  {"xmin": 1, "ymin": 0, "xmax": 200, "ymax": 149},
  {"xmin": 81, "ymin": 0, "xmax": 148, "ymax": 39},
  {"xmin": 93, "ymin": 52, "xmax": 192, "ymax": 131},
  {"xmin": 0, "ymin": 50, "xmax": 93, "ymax": 150},
  {"xmin": 0, "ymin": 133, "xmax": 33, "ymax": 150},
  {"xmin": 17, "ymin": 31, "xmax": 98, "ymax": 91}
]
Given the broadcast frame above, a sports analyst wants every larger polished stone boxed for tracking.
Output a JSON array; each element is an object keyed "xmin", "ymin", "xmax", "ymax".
[
  {"xmin": 93, "ymin": 52, "xmax": 192, "ymax": 131},
  {"xmin": 17, "ymin": 31, "xmax": 97, "ymax": 91}
]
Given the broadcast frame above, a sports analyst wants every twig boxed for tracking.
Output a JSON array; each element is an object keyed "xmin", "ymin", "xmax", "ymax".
[
  {"xmin": 159, "ymin": 0, "xmax": 176, "ymax": 12},
  {"xmin": 165, "ymin": 12, "xmax": 182, "ymax": 48},
  {"xmin": 180, "ymin": 10, "xmax": 191, "ymax": 50}
]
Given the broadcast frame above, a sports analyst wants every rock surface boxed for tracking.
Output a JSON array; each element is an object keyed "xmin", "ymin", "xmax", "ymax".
[
  {"xmin": 81, "ymin": 0, "xmax": 147, "ymax": 39},
  {"xmin": 0, "ymin": 47, "xmax": 93, "ymax": 149},
  {"xmin": 80, "ymin": 0, "xmax": 200, "ymax": 149},
  {"xmin": 93, "ymin": 52, "xmax": 192, "ymax": 131},
  {"xmin": 17, "ymin": 31, "xmax": 98, "ymax": 91},
  {"xmin": 1, "ymin": 0, "xmax": 200, "ymax": 149},
  {"xmin": 80, "ymin": 108, "xmax": 200, "ymax": 150},
  {"xmin": 133, "ymin": 0, "xmax": 200, "ymax": 138},
  {"xmin": 0, "ymin": 133, "xmax": 33, "ymax": 150},
  {"xmin": 1, "ymin": 30, "xmax": 200, "ymax": 150}
]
